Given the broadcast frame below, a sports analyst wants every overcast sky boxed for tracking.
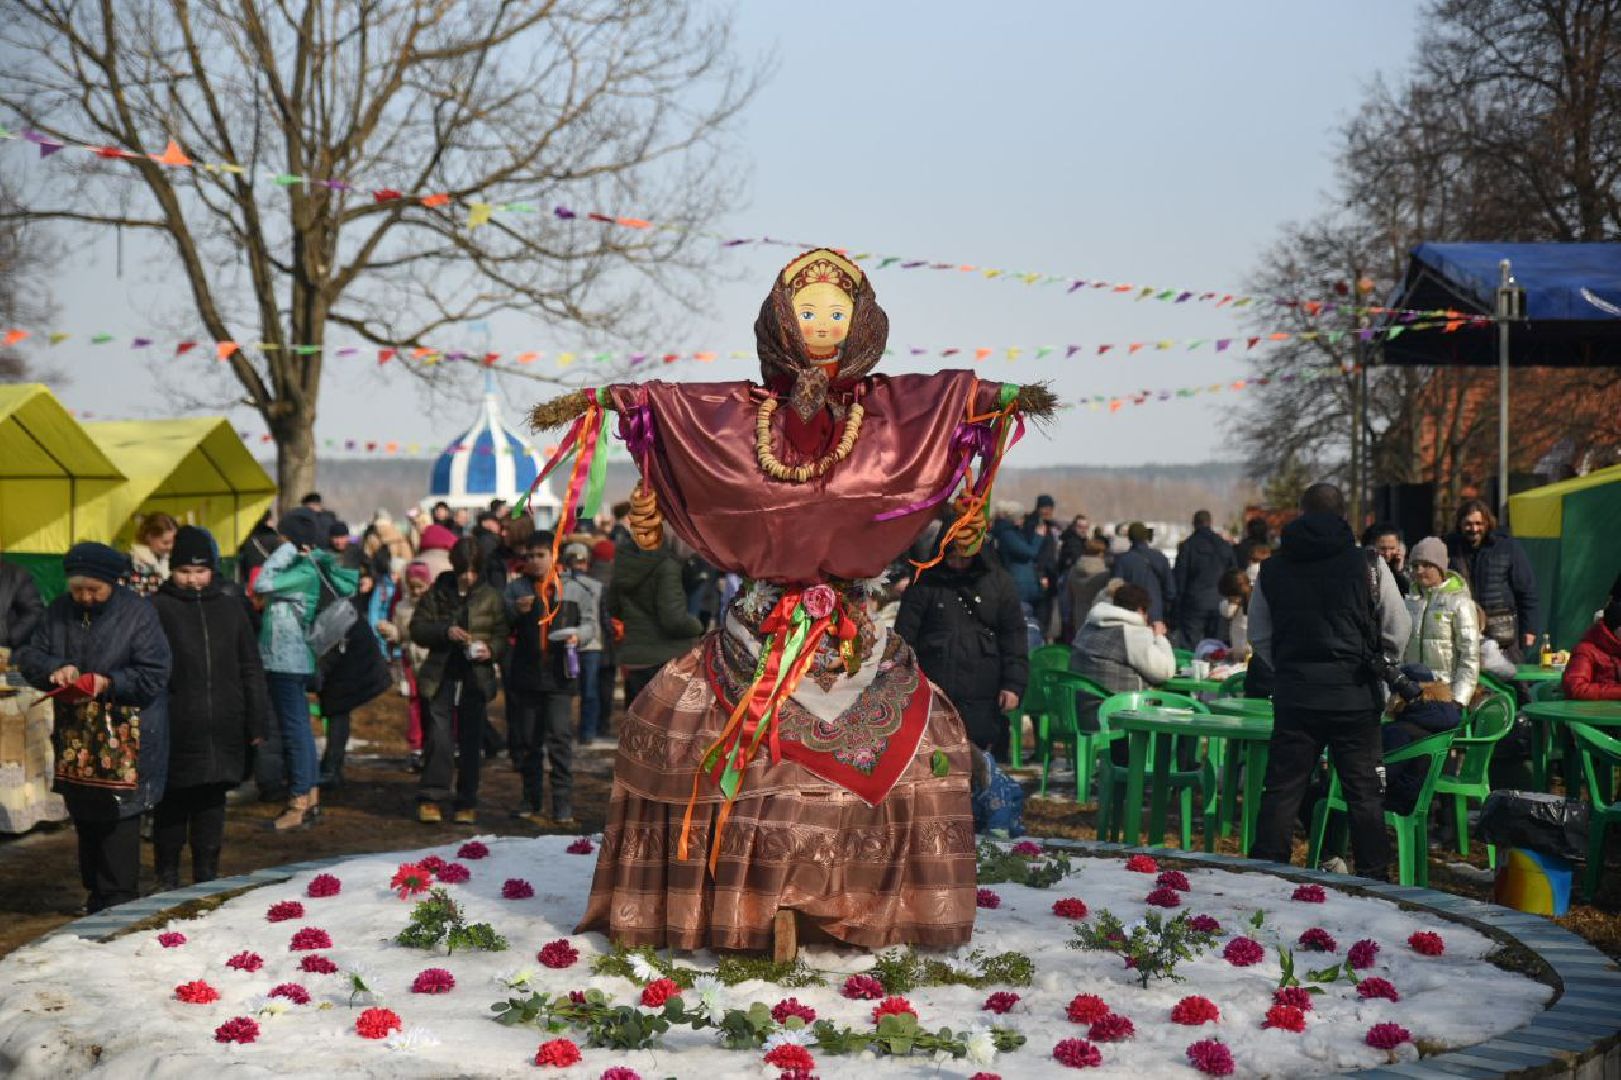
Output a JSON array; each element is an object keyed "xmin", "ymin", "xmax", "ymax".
[{"xmin": 24, "ymin": 1, "xmax": 1421, "ymax": 467}]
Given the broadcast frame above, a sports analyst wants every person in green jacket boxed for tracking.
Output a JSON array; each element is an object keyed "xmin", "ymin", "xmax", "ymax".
[
  {"xmin": 409, "ymin": 536, "xmax": 509, "ymax": 824},
  {"xmin": 606, "ymin": 536, "xmax": 703, "ymax": 709}
]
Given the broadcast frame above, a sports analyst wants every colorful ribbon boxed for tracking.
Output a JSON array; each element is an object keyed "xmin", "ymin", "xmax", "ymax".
[{"xmin": 513, "ymin": 389, "xmax": 612, "ymax": 624}]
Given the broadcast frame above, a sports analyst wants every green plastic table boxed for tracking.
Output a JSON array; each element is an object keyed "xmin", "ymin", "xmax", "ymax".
[
  {"xmin": 1525, "ymin": 700, "xmax": 1621, "ymax": 800},
  {"xmin": 1114, "ymin": 709, "xmax": 1273, "ymax": 854},
  {"xmin": 1513, "ymin": 664, "xmax": 1565, "ymax": 685},
  {"xmin": 1163, "ymin": 675, "xmax": 1226, "ymax": 697},
  {"xmin": 1209, "ymin": 696, "xmax": 1274, "ymax": 720}
]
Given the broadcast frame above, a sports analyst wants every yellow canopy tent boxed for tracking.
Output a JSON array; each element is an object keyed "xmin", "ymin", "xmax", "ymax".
[
  {"xmin": 1509, "ymin": 464, "xmax": 1621, "ymax": 649},
  {"xmin": 86, "ymin": 418, "xmax": 277, "ymax": 552},
  {"xmin": 0, "ymin": 383, "xmax": 126, "ymax": 553}
]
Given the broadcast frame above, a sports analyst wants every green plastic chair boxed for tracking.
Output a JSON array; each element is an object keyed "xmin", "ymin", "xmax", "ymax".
[
  {"xmin": 1567, "ymin": 722, "xmax": 1621, "ymax": 902},
  {"xmin": 1035, "ymin": 669, "xmax": 1109, "ymax": 799},
  {"xmin": 1528, "ymin": 679, "xmax": 1568, "ymax": 791},
  {"xmin": 1434, "ymin": 694, "xmax": 1516, "ymax": 869},
  {"xmin": 1477, "ymin": 671, "xmax": 1514, "ymax": 702},
  {"xmin": 1217, "ymin": 671, "xmax": 1248, "ymax": 697},
  {"xmin": 1094, "ymin": 691, "xmax": 1211, "ymax": 848},
  {"xmin": 1172, "ymin": 648, "xmax": 1194, "ymax": 670},
  {"xmin": 1307, "ymin": 728, "xmax": 1457, "ymax": 886},
  {"xmin": 1014, "ymin": 644, "xmax": 1072, "ymax": 769}
]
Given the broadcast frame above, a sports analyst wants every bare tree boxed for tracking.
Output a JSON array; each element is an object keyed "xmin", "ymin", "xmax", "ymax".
[
  {"xmin": 0, "ymin": 1, "xmax": 762, "ymax": 502},
  {"xmin": 0, "ymin": 177, "xmax": 59, "ymax": 382}
]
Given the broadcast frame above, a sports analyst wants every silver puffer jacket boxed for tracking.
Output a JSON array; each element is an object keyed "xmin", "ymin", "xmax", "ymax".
[{"xmin": 1403, "ymin": 569, "xmax": 1480, "ymax": 705}]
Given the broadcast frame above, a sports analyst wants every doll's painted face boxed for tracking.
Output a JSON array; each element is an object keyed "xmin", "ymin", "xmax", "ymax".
[{"xmin": 792, "ymin": 282, "xmax": 853, "ymax": 357}]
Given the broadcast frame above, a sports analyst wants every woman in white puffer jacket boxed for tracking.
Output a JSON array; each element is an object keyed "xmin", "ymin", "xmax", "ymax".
[{"xmin": 1402, "ymin": 536, "xmax": 1481, "ymax": 706}]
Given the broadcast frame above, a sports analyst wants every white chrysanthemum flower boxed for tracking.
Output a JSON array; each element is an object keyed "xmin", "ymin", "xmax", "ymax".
[
  {"xmin": 964, "ymin": 1028, "xmax": 998, "ymax": 1065},
  {"xmin": 628, "ymin": 954, "xmax": 661, "ymax": 982},
  {"xmin": 764, "ymin": 1027, "xmax": 817, "ymax": 1050},
  {"xmin": 494, "ymin": 965, "xmax": 537, "ymax": 989},
  {"xmin": 939, "ymin": 955, "xmax": 982, "ymax": 977},
  {"xmin": 385, "ymin": 1026, "xmax": 441, "ymax": 1052},
  {"xmin": 245, "ymin": 995, "xmax": 291, "ymax": 1018},
  {"xmin": 689, "ymin": 974, "xmax": 724, "ymax": 1017}
]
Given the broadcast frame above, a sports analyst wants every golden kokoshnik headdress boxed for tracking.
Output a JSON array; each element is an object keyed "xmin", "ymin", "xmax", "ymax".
[{"xmin": 755, "ymin": 247, "xmax": 890, "ymax": 420}]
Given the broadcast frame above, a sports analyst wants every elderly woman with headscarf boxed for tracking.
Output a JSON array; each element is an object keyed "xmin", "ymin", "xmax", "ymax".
[{"xmin": 16, "ymin": 543, "xmax": 171, "ymax": 912}]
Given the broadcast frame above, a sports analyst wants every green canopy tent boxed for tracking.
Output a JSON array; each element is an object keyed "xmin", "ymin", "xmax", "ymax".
[
  {"xmin": 1508, "ymin": 464, "xmax": 1621, "ymax": 649},
  {"xmin": 85, "ymin": 418, "xmax": 277, "ymax": 554}
]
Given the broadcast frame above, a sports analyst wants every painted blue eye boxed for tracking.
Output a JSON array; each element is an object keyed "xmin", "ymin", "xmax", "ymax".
[
  {"xmin": 831, "ymin": 312, "xmax": 844, "ymax": 321},
  {"xmin": 800, "ymin": 311, "xmax": 814, "ymax": 320}
]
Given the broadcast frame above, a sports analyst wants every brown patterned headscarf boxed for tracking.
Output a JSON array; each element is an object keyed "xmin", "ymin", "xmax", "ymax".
[{"xmin": 756, "ymin": 248, "xmax": 890, "ymax": 420}]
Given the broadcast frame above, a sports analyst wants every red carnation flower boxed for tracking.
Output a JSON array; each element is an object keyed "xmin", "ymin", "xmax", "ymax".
[
  {"xmin": 1188, "ymin": 915, "xmax": 1221, "ymax": 934},
  {"xmin": 268, "ymin": 982, "xmax": 311, "ymax": 1005},
  {"xmin": 1171, "ymin": 995, "xmax": 1220, "ymax": 1025},
  {"xmin": 1088, "ymin": 1012, "xmax": 1135, "ymax": 1042},
  {"xmin": 1298, "ymin": 927, "xmax": 1338, "ymax": 952},
  {"xmin": 566, "ymin": 836, "xmax": 594, "ymax": 854},
  {"xmin": 1156, "ymin": 870, "xmax": 1191, "ymax": 892},
  {"xmin": 772, "ymin": 997, "xmax": 817, "ymax": 1024},
  {"xmin": 436, "ymin": 862, "xmax": 471, "ymax": 884},
  {"xmin": 537, "ymin": 939, "xmax": 579, "ymax": 969},
  {"xmin": 1222, "ymin": 937, "xmax": 1264, "ymax": 967},
  {"xmin": 841, "ymin": 974, "xmax": 885, "ymax": 1000},
  {"xmin": 391, "ymin": 862, "xmax": 434, "ymax": 900},
  {"xmin": 306, "ymin": 873, "xmax": 341, "ymax": 898},
  {"xmin": 970, "ymin": 1075, "xmax": 1002, "ymax": 1080},
  {"xmin": 1186, "ymin": 1038, "xmax": 1235, "ymax": 1076},
  {"xmin": 1366, "ymin": 1022, "xmax": 1412, "ymax": 1049},
  {"xmin": 1145, "ymin": 886, "xmax": 1182, "ymax": 908},
  {"xmin": 763, "ymin": 1044, "xmax": 816, "ymax": 1071},
  {"xmin": 1358, "ymin": 977, "xmax": 1401, "ymax": 1002},
  {"xmin": 1052, "ymin": 1037, "xmax": 1103, "ymax": 1068},
  {"xmin": 1052, "ymin": 897, "xmax": 1089, "ymax": 919},
  {"xmin": 175, "ymin": 980, "xmax": 219, "ymax": 1004},
  {"xmin": 501, "ymin": 878, "xmax": 534, "ymax": 900},
  {"xmin": 1011, "ymin": 840, "xmax": 1044, "ymax": 857},
  {"xmin": 266, "ymin": 900, "xmax": 305, "ymax": 923},
  {"xmin": 1408, "ymin": 931, "xmax": 1444, "ymax": 956},
  {"xmin": 1348, "ymin": 938, "xmax": 1380, "ymax": 969},
  {"xmin": 976, "ymin": 888, "xmax": 1002, "ymax": 909},
  {"xmin": 1272, "ymin": 986, "xmax": 1314, "ymax": 1012},
  {"xmin": 1291, "ymin": 884, "xmax": 1326, "ymax": 903},
  {"xmin": 157, "ymin": 931, "xmax": 187, "ymax": 948},
  {"xmin": 600, "ymin": 1070, "xmax": 642, "ymax": 1080},
  {"xmin": 226, "ymin": 950, "xmax": 264, "ymax": 972},
  {"xmin": 418, "ymin": 855, "xmax": 449, "ymax": 875},
  {"xmin": 1124, "ymin": 854, "xmax": 1159, "ymax": 873},
  {"xmin": 289, "ymin": 926, "xmax": 332, "ymax": 951},
  {"xmin": 355, "ymin": 1007, "xmax": 402, "ymax": 1040},
  {"xmin": 871, "ymin": 996, "xmax": 917, "ymax": 1024},
  {"xmin": 982, "ymin": 991, "xmax": 1020, "ymax": 1015},
  {"xmin": 1066, "ymin": 993, "xmax": 1111, "ymax": 1025},
  {"xmin": 456, "ymin": 840, "xmax": 489, "ymax": 859},
  {"xmin": 299, "ymin": 954, "xmax": 339, "ymax": 974},
  {"xmin": 640, "ymin": 977, "xmax": 680, "ymax": 1007},
  {"xmin": 213, "ymin": 1016, "xmax": 260, "ymax": 1044},
  {"xmin": 1263, "ymin": 1004, "xmax": 1306, "ymax": 1032},
  {"xmin": 534, "ymin": 1037, "xmax": 583, "ymax": 1067},
  {"xmin": 411, "ymin": 967, "xmax": 455, "ymax": 994}
]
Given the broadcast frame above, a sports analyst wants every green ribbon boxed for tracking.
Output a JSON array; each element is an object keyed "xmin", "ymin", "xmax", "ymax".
[
  {"xmin": 716, "ymin": 605, "xmax": 811, "ymax": 800},
  {"xmin": 579, "ymin": 405, "xmax": 612, "ymax": 521}
]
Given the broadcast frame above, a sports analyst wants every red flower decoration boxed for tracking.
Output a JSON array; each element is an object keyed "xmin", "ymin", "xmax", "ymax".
[
  {"xmin": 411, "ymin": 967, "xmax": 455, "ymax": 994},
  {"xmin": 501, "ymin": 878, "xmax": 534, "ymax": 900},
  {"xmin": 537, "ymin": 939, "xmax": 579, "ymax": 969},
  {"xmin": 1088, "ymin": 1012, "xmax": 1134, "ymax": 1042},
  {"xmin": 355, "ymin": 1007, "xmax": 403, "ymax": 1040},
  {"xmin": 306, "ymin": 873, "xmax": 341, "ymax": 898},
  {"xmin": 871, "ymin": 996, "xmax": 917, "ymax": 1024},
  {"xmin": 418, "ymin": 855, "xmax": 449, "ymax": 875},
  {"xmin": 772, "ymin": 997, "xmax": 817, "ymax": 1024},
  {"xmin": 1263, "ymin": 1004, "xmax": 1306, "ymax": 1032},
  {"xmin": 436, "ymin": 862, "xmax": 471, "ymax": 884},
  {"xmin": 391, "ymin": 862, "xmax": 435, "ymax": 900},
  {"xmin": 982, "ymin": 991, "xmax": 1020, "ymax": 1015},
  {"xmin": 1408, "ymin": 931, "xmax": 1444, "ymax": 956},
  {"xmin": 534, "ymin": 1038, "xmax": 583, "ymax": 1067},
  {"xmin": 269, "ymin": 982, "xmax": 310, "ymax": 1005},
  {"xmin": 1348, "ymin": 938, "xmax": 1380, "ymax": 969},
  {"xmin": 289, "ymin": 926, "xmax": 332, "ymax": 951},
  {"xmin": 1366, "ymin": 1022, "xmax": 1412, "ymax": 1049},
  {"xmin": 299, "ymin": 954, "xmax": 339, "ymax": 974},
  {"xmin": 1291, "ymin": 884, "xmax": 1326, "ymax": 903},
  {"xmin": 226, "ymin": 950, "xmax": 264, "ymax": 972},
  {"xmin": 976, "ymin": 888, "xmax": 1002, "ymax": 909},
  {"xmin": 1052, "ymin": 897, "xmax": 1089, "ymax": 919},
  {"xmin": 601, "ymin": 1070, "xmax": 642, "ymax": 1080},
  {"xmin": 763, "ymin": 1044, "xmax": 816, "ymax": 1071},
  {"xmin": 1052, "ymin": 1037, "xmax": 1103, "ymax": 1068},
  {"xmin": 1188, "ymin": 915, "xmax": 1221, "ymax": 934},
  {"xmin": 1145, "ymin": 886, "xmax": 1182, "ymax": 908},
  {"xmin": 1357, "ymin": 977, "xmax": 1401, "ymax": 1002},
  {"xmin": 640, "ymin": 977, "xmax": 680, "ymax": 1007},
  {"xmin": 175, "ymin": 980, "xmax": 219, "ymax": 1004},
  {"xmin": 1156, "ymin": 870, "xmax": 1191, "ymax": 892},
  {"xmin": 157, "ymin": 932, "xmax": 186, "ymax": 948},
  {"xmin": 266, "ymin": 900, "xmax": 305, "ymax": 923},
  {"xmin": 1011, "ymin": 840, "xmax": 1044, "ymax": 857},
  {"xmin": 1066, "ymin": 993, "xmax": 1111, "ymax": 1024},
  {"xmin": 213, "ymin": 1016, "xmax": 260, "ymax": 1044},
  {"xmin": 456, "ymin": 840, "xmax": 489, "ymax": 860},
  {"xmin": 1124, "ymin": 854, "xmax": 1159, "ymax": 873},
  {"xmin": 841, "ymin": 974, "xmax": 885, "ymax": 1000},
  {"xmin": 567, "ymin": 836, "xmax": 594, "ymax": 854},
  {"xmin": 1222, "ymin": 937, "xmax": 1264, "ymax": 967},
  {"xmin": 1186, "ymin": 1038, "xmax": 1235, "ymax": 1076},
  {"xmin": 1298, "ymin": 927, "xmax": 1338, "ymax": 952},
  {"xmin": 1272, "ymin": 986, "xmax": 1314, "ymax": 1012},
  {"xmin": 1171, "ymin": 995, "xmax": 1220, "ymax": 1025},
  {"xmin": 801, "ymin": 584, "xmax": 837, "ymax": 619},
  {"xmin": 970, "ymin": 1075, "xmax": 1002, "ymax": 1080}
]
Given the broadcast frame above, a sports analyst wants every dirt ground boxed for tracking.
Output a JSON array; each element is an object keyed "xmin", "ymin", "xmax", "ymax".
[{"xmin": 4, "ymin": 695, "xmax": 1620, "ymax": 963}]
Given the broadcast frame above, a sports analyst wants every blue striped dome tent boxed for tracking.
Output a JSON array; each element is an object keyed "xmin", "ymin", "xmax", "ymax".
[{"xmin": 422, "ymin": 378, "xmax": 559, "ymax": 526}]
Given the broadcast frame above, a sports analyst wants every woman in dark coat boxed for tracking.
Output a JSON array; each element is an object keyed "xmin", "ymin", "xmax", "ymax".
[
  {"xmin": 150, "ymin": 527, "xmax": 267, "ymax": 889},
  {"xmin": 317, "ymin": 564, "xmax": 393, "ymax": 790},
  {"xmin": 16, "ymin": 542, "xmax": 172, "ymax": 913}
]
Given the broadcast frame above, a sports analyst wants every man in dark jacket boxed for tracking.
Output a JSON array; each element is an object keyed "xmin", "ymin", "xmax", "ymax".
[
  {"xmin": 151, "ymin": 526, "xmax": 268, "ymax": 889},
  {"xmin": 17, "ymin": 543, "xmax": 172, "ymax": 912},
  {"xmin": 503, "ymin": 532, "xmax": 584, "ymax": 824},
  {"xmin": 1022, "ymin": 494, "xmax": 1061, "ymax": 635},
  {"xmin": 316, "ymin": 566, "xmax": 393, "ymax": 790},
  {"xmin": 1247, "ymin": 483, "xmax": 1411, "ymax": 881},
  {"xmin": 1444, "ymin": 498, "xmax": 1539, "ymax": 659},
  {"xmin": 608, "ymin": 537, "xmax": 704, "ymax": 707},
  {"xmin": 895, "ymin": 545, "xmax": 1029, "ymax": 762},
  {"xmin": 1173, "ymin": 510, "xmax": 1237, "ymax": 647},
  {"xmin": 0, "ymin": 556, "xmax": 45, "ymax": 648},
  {"xmin": 1113, "ymin": 522, "xmax": 1176, "ymax": 632}
]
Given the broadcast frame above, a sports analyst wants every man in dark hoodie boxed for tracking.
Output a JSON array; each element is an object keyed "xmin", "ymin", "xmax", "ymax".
[
  {"xmin": 1173, "ymin": 509, "xmax": 1237, "ymax": 647},
  {"xmin": 1248, "ymin": 483, "xmax": 1411, "ymax": 881},
  {"xmin": 1113, "ymin": 522, "xmax": 1176, "ymax": 633},
  {"xmin": 607, "ymin": 536, "xmax": 703, "ymax": 707}
]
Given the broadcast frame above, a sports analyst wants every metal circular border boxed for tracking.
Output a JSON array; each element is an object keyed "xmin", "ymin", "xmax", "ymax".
[{"xmin": 30, "ymin": 839, "xmax": 1621, "ymax": 1078}]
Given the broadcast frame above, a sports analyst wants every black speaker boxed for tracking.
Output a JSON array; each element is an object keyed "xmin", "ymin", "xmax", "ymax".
[{"xmin": 1373, "ymin": 483, "xmax": 1435, "ymax": 543}]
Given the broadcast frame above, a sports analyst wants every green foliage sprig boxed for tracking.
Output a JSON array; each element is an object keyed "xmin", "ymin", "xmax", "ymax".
[
  {"xmin": 395, "ymin": 888, "xmax": 508, "ymax": 954},
  {"xmin": 588, "ymin": 944, "xmax": 825, "ymax": 989},
  {"xmin": 1070, "ymin": 909, "xmax": 1220, "ymax": 989},
  {"xmin": 975, "ymin": 840, "xmax": 1075, "ymax": 888}
]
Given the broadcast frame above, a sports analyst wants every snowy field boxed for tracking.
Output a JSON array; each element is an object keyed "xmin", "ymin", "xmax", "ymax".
[{"xmin": 0, "ymin": 836, "xmax": 1552, "ymax": 1078}]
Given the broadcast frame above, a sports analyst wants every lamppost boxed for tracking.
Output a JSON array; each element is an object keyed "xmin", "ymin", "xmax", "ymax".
[{"xmin": 1495, "ymin": 260, "xmax": 1526, "ymax": 518}]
